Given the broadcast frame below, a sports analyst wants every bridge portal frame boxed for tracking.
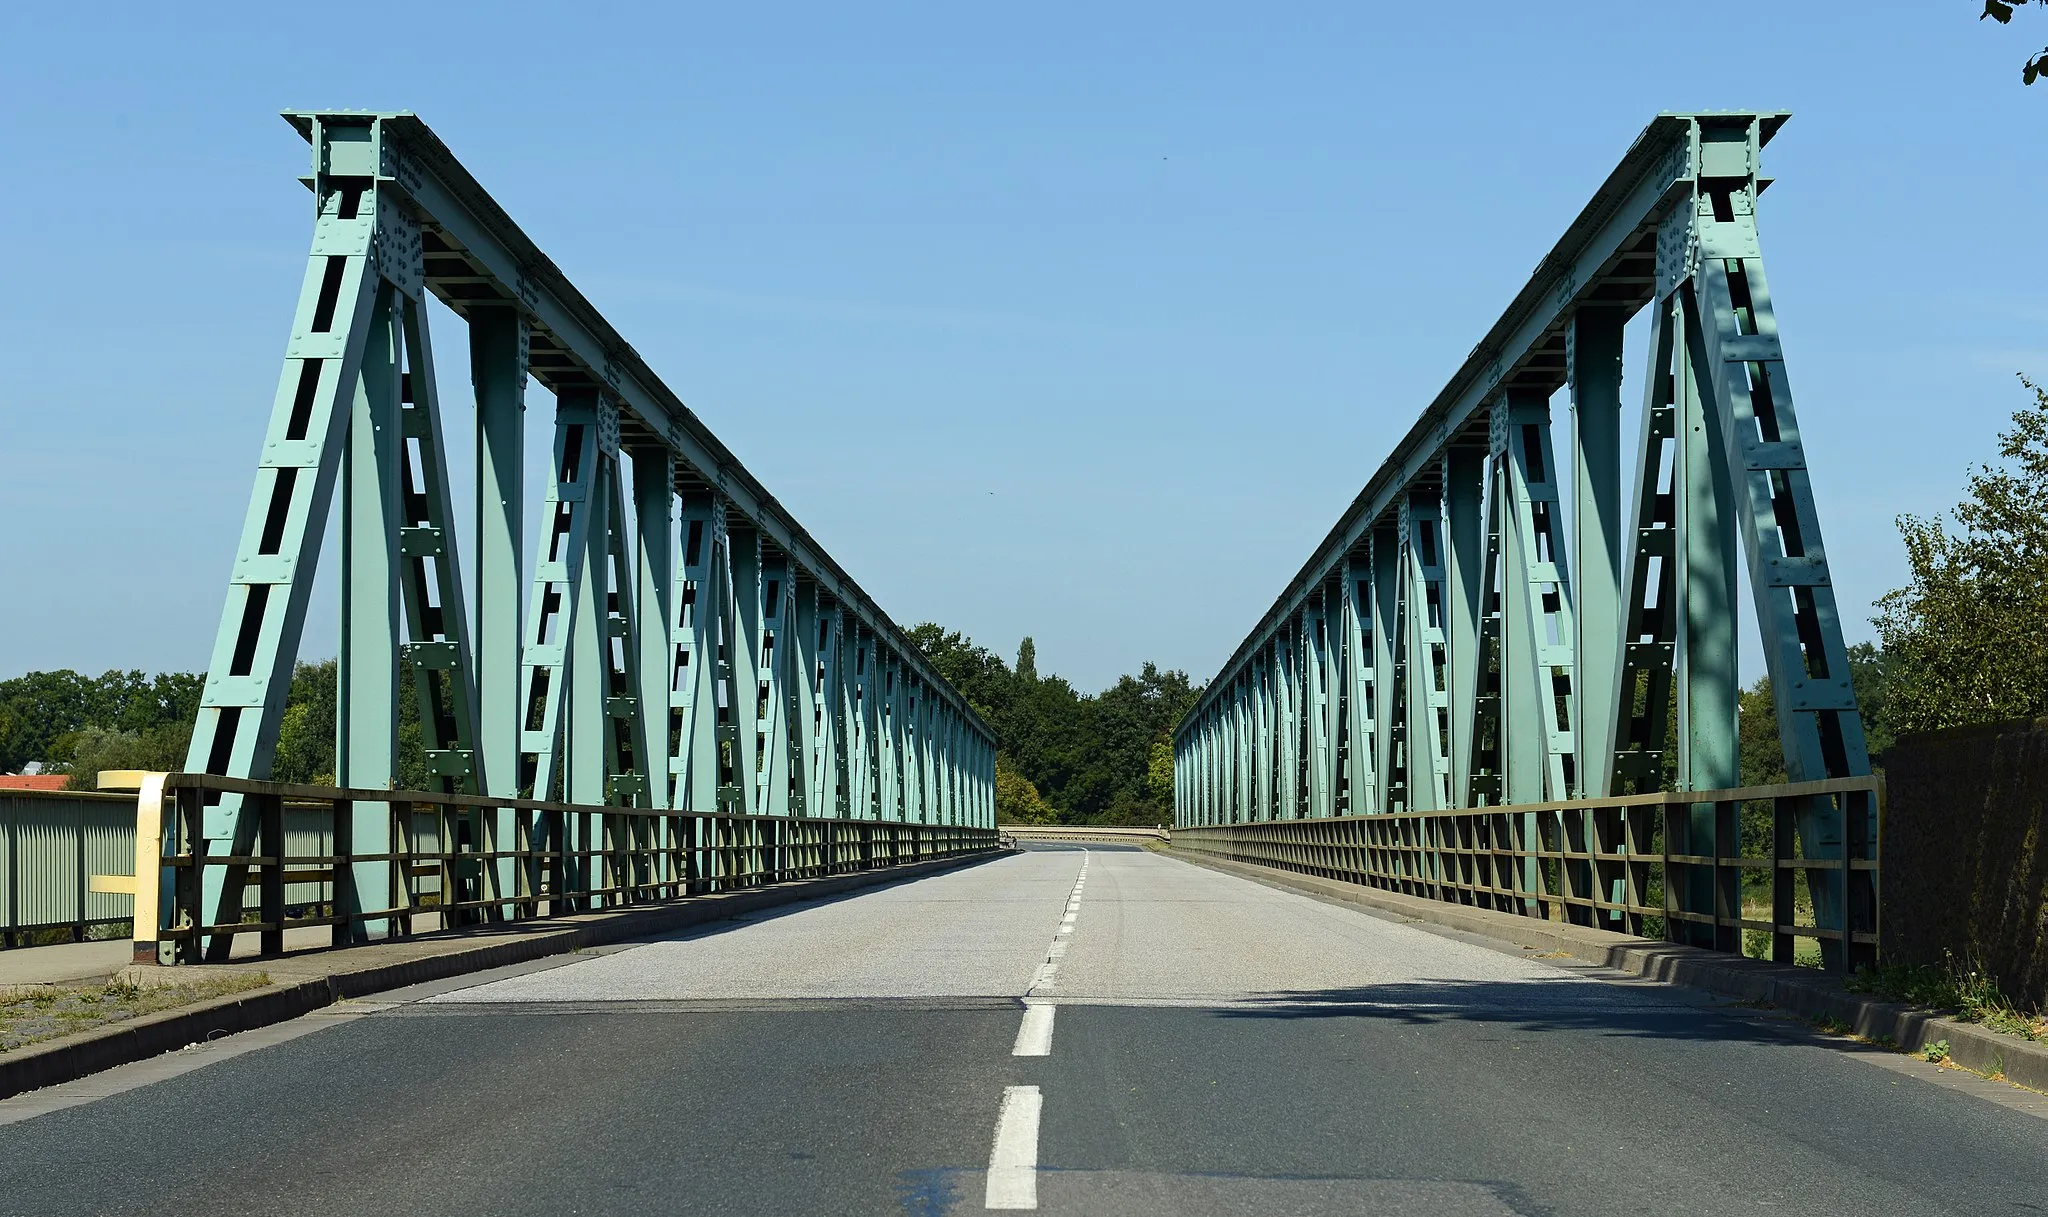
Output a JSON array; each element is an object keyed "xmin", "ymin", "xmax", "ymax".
[
  {"xmin": 1173, "ymin": 112, "xmax": 1876, "ymax": 968},
  {"xmin": 178, "ymin": 112, "xmax": 995, "ymax": 959}
]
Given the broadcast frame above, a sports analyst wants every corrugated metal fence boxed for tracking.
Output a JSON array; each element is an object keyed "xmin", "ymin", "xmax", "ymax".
[
  {"xmin": 1, "ymin": 790, "xmax": 366, "ymax": 946},
  {"xmin": 0, "ymin": 790, "xmax": 135, "ymax": 945}
]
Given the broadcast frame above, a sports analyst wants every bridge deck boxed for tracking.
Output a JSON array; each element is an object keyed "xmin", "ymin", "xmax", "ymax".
[{"xmin": 0, "ymin": 849, "xmax": 2041, "ymax": 1215}]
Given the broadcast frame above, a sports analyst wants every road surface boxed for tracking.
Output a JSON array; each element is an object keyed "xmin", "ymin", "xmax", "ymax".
[{"xmin": 1, "ymin": 845, "xmax": 2043, "ymax": 1215}]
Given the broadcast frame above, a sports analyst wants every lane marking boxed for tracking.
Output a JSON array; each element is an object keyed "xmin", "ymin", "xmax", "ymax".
[
  {"xmin": 985, "ymin": 1084, "xmax": 1043, "ymax": 1209},
  {"xmin": 1012, "ymin": 1000, "xmax": 1056, "ymax": 1056}
]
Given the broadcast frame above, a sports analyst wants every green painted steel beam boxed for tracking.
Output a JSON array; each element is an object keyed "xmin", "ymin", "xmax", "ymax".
[
  {"xmin": 278, "ymin": 111, "xmax": 989, "ymax": 749},
  {"xmin": 1176, "ymin": 111, "xmax": 1786, "ymax": 737}
]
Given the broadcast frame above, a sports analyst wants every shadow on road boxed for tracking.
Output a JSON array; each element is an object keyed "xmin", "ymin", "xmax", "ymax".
[{"xmin": 1208, "ymin": 978, "xmax": 1813, "ymax": 1047}]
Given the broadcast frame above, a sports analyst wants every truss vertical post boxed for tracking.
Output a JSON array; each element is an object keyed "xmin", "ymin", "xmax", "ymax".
[
  {"xmin": 1303, "ymin": 591, "xmax": 1331, "ymax": 818},
  {"xmin": 669, "ymin": 493, "xmax": 721, "ymax": 812},
  {"xmin": 1569, "ymin": 308, "xmax": 1627, "ymax": 801},
  {"xmin": 1371, "ymin": 526, "xmax": 1403, "ymax": 813},
  {"xmin": 728, "ymin": 525, "xmax": 763, "ymax": 819},
  {"xmin": 790, "ymin": 580, "xmax": 819, "ymax": 816},
  {"xmin": 514, "ymin": 395, "xmax": 599, "ymax": 808},
  {"xmin": 1253, "ymin": 650, "xmax": 1273, "ymax": 821},
  {"xmin": 1236, "ymin": 675, "xmax": 1253, "ymax": 823},
  {"xmin": 1566, "ymin": 307, "xmax": 1627, "ymax": 924},
  {"xmin": 470, "ymin": 312, "xmax": 526, "ymax": 797},
  {"xmin": 755, "ymin": 551, "xmax": 792, "ymax": 818},
  {"xmin": 885, "ymin": 652, "xmax": 908, "ymax": 821},
  {"xmin": 470, "ymin": 311, "xmax": 525, "ymax": 913},
  {"xmin": 1401, "ymin": 492, "xmax": 1454, "ymax": 810},
  {"xmin": 1340, "ymin": 556, "xmax": 1377, "ymax": 815},
  {"xmin": 1605, "ymin": 299, "xmax": 1681, "ymax": 798},
  {"xmin": 633, "ymin": 449, "xmax": 674, "ymax": 813},
  {"xmin": 1274, "ymin": 625, "xmax": 1299, "ymax": 819},
  {"xmin": 905, "ymin": 678, "xmax": 927, "ymax": 824},
  {"xmin": 560, "ymin": 394, "xmax": 613, "ymax": 902},
  {"xmin": 392, "ymin": 294, "xmax": 488, "ymax": 919},
  {"xmin": 335, "ymin": 286, "xmax": 405, "ymax": 943},
  {"xmin": 848, "ymin": 627, "xmax": 874, "ymax": 819},
  {"xmin": 1493, "ymin": 391, "xmax": 1578, "ymax": 804},
  {"xmin": 811, "ymin": 598, "xmax": 842, "ymax": 816},
  {"xmin": 1674, "ymin": 289, "xmax": 1741, "ymax": 945},
  {"xmin": 1443, "ymin": 449, "xmax": 1485, "ymax": 806}
]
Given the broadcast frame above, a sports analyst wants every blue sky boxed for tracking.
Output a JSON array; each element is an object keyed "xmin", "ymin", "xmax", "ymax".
[{"xmin": 0, "ymin": 2, "xmax": 2041, "ymax": 692}]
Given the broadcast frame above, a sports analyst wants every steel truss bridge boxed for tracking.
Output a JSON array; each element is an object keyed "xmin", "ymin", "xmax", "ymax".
[
  {"xmin": 161, "ymin": 111, "xmax": 999, "ymax": 960},
  {"xmin": 6, "ymin": 108, "xmax": 2042, "ymax": 1217},
  {"xmin": 1171, "ymin": 112, "xmax": 1879, "ymax": 969}
]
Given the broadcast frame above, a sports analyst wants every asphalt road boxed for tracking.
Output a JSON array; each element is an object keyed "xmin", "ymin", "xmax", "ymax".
[{"xmin": 2, "ymin": 846, "xmax": 2044, "ymax": 1216}]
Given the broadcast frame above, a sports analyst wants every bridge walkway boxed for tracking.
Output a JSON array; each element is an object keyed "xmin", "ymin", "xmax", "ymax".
[{"xmin": 0, "ymin": 849, "xmax": 2042, "ymax": 1215}]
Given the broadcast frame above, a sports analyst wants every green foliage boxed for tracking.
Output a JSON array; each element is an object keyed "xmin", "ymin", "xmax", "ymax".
[
  {"xmin": 1983, "ymin": 0, "xmax": 2048, "ymax": 84},
  {"xmin": 1874, "ymin": 375, "xmax": 2048, "ymax": 733},
  {"xmin": 56, "ymin": 723, "xmax": 193, "ymax": 791},
  {"xmin": 1847, "ymin": 951, "xmax": 2047, "ymax": 1041},
  {"xmin": 271, "ymin": 660, "xmax": 338, "ymax": 785},
  {"xmin": 265, "ymin": 657, "xmax": 428, "ymax": 788},
  {"xmin": 1924, "ymin": 1039, "xmax": 1952, "ymax": 1064},
  {"xmin": 908, "ymin": 626, "xmax": 1202, "ymax": 827},
  {"xmin": 1737, "ymin": 642, "xmax": 1895, "ymax": 789},
  {"xmin": 0, "ymin": 659, "xmax": 403, "ymax": 789},
  {"xmin": 994, "ymin": 752, "xmax": 1057, "ymax": 824},
  {"xmin": 0, "ymin": 669, "xmax": 203, "ymax": 773}
]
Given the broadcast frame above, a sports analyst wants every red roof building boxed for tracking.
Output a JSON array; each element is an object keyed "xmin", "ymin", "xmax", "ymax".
[{"xmin": 0, "ymin": 774, "xmax": 71, "ymax": 791}]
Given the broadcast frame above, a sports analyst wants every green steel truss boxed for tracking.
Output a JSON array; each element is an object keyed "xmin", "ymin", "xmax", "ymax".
[
  {"xmin": 1173, "ymin": 113, "xmax": 1876, "ymax": 966},
  {"xmin": 183, "ymin": 113, "xmax": 995, "ymax": 953}
]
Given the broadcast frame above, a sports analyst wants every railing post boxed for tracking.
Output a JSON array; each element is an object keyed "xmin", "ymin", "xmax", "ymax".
[
  {"xmin": 331, "ymin": 795, "xmax": 354, "ymax": 948},
  {"xmin": 127, "ymin": 774, "xmax": 171, "ymax": 966},
  {"xmin": 258, "ymin": 792, "xmax": 284, "ymax": 956}
]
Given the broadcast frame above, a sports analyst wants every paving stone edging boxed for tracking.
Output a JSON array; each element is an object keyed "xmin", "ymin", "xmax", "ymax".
[
  {"xmin": 0, "ymin": 850, "xmax": 1007, "ymax": 1101},
  {"xmin": 1165, "ymin": 847, "xmax": 2048, "ymax": 1092}
]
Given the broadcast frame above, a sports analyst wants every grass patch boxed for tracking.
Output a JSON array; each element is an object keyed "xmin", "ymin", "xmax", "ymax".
[
  {"xmin": 1845, "ymin": 952, "xmax": 2048, "ymax": 1042},
  {"xmin": 0, "ymin": 973, "xmax": 272, "ymax": 1053}
]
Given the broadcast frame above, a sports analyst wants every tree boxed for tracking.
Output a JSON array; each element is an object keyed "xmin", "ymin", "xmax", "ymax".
[
  {"xmin": 0, "ymin": 668, "xmax": 206, "ymax": 773},
  {"xmin": 1875, "ymin": 375, "xmax": 2048, "ymax": 732},
  {"xmin": 272, "ymin": 660, "xmax": 339, "ymax": 785},
  {"xmin": 995, "ymin": 752, "xmax": 1057, "ymax": 824},
  {"xmin": 58, "ymin": 723, "xmax": 192, "ymax": 791},
  {"xmin": 1983, "ymin": 1, "xmax": 2048, "ymax": 84},
  {"xmin": 906, "ymin": 624, "xmax": 1204, "ymax": 826},
  {"xmin": 1738, "ymin": 642, "xmax": 1896, "ymax": 789}
]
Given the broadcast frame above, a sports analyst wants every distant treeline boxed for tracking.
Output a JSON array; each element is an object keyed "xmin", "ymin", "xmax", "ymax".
[
  {"xmin": 906, "ymin": 626, "xmax": 1200, "ymax": 827},
  {"xmin": 0, "ymin": 639, "xmax": 1196, "ymax": 825}
]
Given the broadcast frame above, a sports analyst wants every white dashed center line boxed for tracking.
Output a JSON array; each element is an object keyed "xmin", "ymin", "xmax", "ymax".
[
  {"xmin": 988, "ymin": 852, "xmax": 1084, "ymax": 1209},
  {"xmin": 984, "ymin": 1084, "xmax": 1043, "ymax": 1209},
  {"xmin": 1012, "ymin": 1000, "xmax": 1056, "ymax": 1056}
]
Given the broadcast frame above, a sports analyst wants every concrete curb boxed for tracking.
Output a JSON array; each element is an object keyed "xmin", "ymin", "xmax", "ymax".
[
  {"xmin": 1165, "ymin": 847, "xmax": 2048, "ymax": 1092},
  {"xmin": 1, "ymin": 849, "xmax": 1006, "ymax": 1100}
]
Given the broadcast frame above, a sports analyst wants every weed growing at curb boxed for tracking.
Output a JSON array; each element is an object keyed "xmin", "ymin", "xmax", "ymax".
[
  {"xmin": 1845, "ymin": 952, "xmax": 2047, "ymax": 1042},
  {"xmin": 0, "ymin": 974, "xmax": 272, "ymax": 1053}
]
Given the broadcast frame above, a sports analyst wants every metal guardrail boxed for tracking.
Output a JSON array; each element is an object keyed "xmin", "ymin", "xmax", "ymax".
[
  {"xmin": 99, "ymin": 773, "xmax": 1000, "ymax": 964},
  {"xmin": 1173, "ymin": 776, "xmax": 1881, "ymax": 969},
  {"xmin": 1002, "ymin": 825, "xmax": 1171, "ymax": 843}
]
